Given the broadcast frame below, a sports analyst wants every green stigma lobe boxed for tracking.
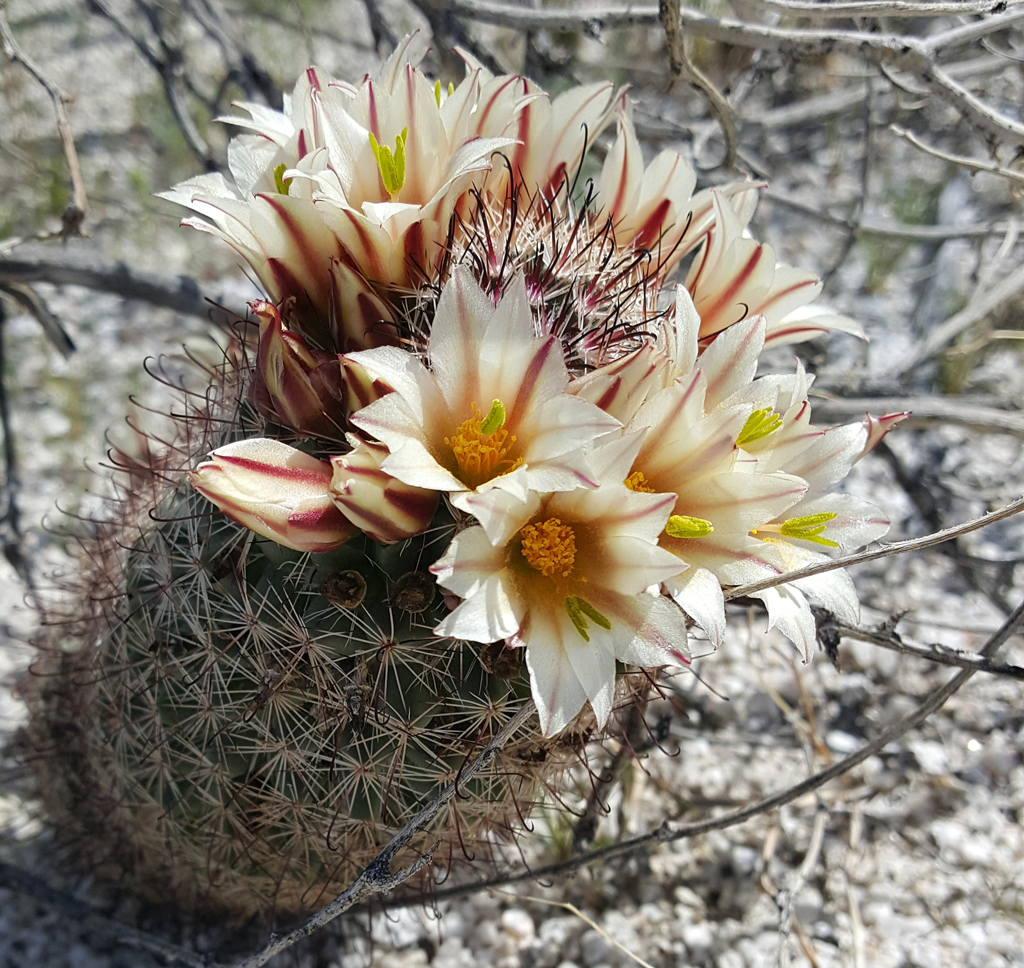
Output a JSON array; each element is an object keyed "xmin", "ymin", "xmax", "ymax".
[
  {"xmin": 273, "ymin": 163, "xmax": 292, "ymax": 196},
  {"xmin": 665, "ymin": 515, "xmax": 715, "ymax": 539},
  {"xmin": 779, "ymin": 512, "xmax": 839, "ymax": 547},
  {"xmin": 368, "ymin": 128, "xmax": 408, "ymax": 198},
  {"xmin": 564, "ymin": 596, "xmax": 612, "ymax": 642},
  {"xmin": 737, "ymin": 408, "xmax": 783, "ymax": 446},
  {"xmin": 479, "ymin": 399, "xmax": 506, "ymax": 435},
  {"xmin": 434, "ymin": 80, "xmax": 456, "ymax": 107}
]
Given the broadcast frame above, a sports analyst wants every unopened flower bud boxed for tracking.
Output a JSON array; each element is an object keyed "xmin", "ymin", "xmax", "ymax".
[
  {"xmin": 250, "ymin": 300, "xmax": 346, "ymax": 440},
  {"xmin": 329, "ymin": 434, "xmax": 438, "ymax": 544},
  {"xmin": 190, "ymin": 438, "xmax": 357, "ymax": 553}
]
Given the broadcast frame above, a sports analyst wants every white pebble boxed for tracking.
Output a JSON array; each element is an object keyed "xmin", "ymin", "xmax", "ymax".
[{"xmin": 500, "ymin": 908, "xmax": 536, "ymax": 942}]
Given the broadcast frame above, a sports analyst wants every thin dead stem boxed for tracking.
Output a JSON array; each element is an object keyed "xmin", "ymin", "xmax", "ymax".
[{"xmin": 0, "ymin": 0, "xmax": 88, "ymax": 237}]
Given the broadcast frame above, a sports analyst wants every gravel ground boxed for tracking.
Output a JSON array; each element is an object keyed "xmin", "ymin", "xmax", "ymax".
[{"xmin": 2, "ymin": 2, "xmax": 1024, "ymax": 966}]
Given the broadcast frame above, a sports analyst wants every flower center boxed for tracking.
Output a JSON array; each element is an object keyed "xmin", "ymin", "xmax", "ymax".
[
  {"xmin": 624, "ymin": 470, "xmax": 655, "ymax": 493},
  {"xmin": 445, "ymin": 400, "xmax": 521, "ymax": 487},
  {"xmin": 519, "ymin": 517, "xmax": 576, "ymax": 578}
]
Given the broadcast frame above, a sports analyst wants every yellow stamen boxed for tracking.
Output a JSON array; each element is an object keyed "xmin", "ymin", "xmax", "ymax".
[
  {"xmin": 624, "ymin": 470, "xmax": 655, "ymax": 493},
  {"xmin": 737, "ymin": 408, "xmax": 783, "ymax": 447},
  {"xmin": 368, "ymin": 128, "xmax": 408, "ymax": 200},
  {"xmin": 444, "ymin": 401, "xmax": 521, "ymax": 486},
  {"xmin": 520, "ymin": 518, "xmax": 576, "ymax": 578},
  {"xmin": 778, "ymin": 512, "xmax": 839, "ymax": 547},
  {"xmin": 665, "ymin": 515, "xmax": 715, "ymax": 539},
  {"xmin": 273, "ymin": 163, "xmax": 292, "ymax": 196},
  {"xmin": 564, "ymin": 595, "xmax": 612, "ymax": 642}
]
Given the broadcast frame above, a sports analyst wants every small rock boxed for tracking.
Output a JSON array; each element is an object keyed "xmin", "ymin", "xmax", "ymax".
[
  {"xmin": 579, "ymin": 928, "xmax": 611, "ymax": 967},
  {"xmin": 907, "ymin": 738, "xmax": 949, "ymax": 775},
  {"xmin": 826, "ymin": 730, "xmax": 861, "ymax": 754},
  {"xmin": 681, "ymin": 921, "xmax": 713, "ymax": 956},
  {"xmin": 731, "ymin": 845, "xmax": 759, "ymax": 875},
  {"xmin": 501, "ymin": 908, "xmax": 536, "ymax": 942},
  {"xmin": 539, "ymin": 916, "xmax": 575, "ymax": 948}
]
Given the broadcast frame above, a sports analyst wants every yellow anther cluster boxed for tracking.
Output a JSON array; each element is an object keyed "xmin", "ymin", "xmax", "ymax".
[
  {"xmin": 624, "ymin": 470, "xmax": 655, "ymax": 493},
  {"xmin": 445, "ymin": 401, "xmax": 520, "ymax": 486},
  {"xmin": 520, "ymin": 518, "xmax": 577, "ymax": 578}
]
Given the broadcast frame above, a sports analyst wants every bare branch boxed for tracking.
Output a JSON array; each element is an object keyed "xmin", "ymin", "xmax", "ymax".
[
  {"xmin": 908, "ymin": 57, "xmax": 1024, "ymax": 146},
  {"xmin": 750, "ymin": 0, "xmax": 1022, "ymax": 16},
  {"xmin": 723, "ymin": 495, "xmax": 1024, "ymax": 601},
  {"xmin": 0, "ymin": 248, "xmax": 244, "ymax": 328},
  {"xmin": 923, "ymin": 7, "xmax": 1024, "ymax": 56},
  {"xmin": 182, "ymin": 0, "xmax": 282, "ymax": 109},
  {"xmin": 435, "ymin": 1, "xmax": 1024, "ymax": 146},
  {"xmin": 87, "ymin": 0, "xmax": 220, "ymax": 171},
  {"xmin": 835, "ymin": 620, "xmax": 1024, "ymax": 680},
  {"xmin": 230, "ymin": 701, "xmax": 537, "ymax": 968},
  {"xmin": 763, "ymin": 188, "xmax": 1015, "ymax": 240},
  {"xmin": 891, "ymin": 124, "xmax": 1024, "ymax": 185},
  {"xmin": 0, "ymin": 1, "xmax": 88, "ymax": 237},
  {"xmin": 659, "ymin": 0, "xmax": 738, "ymax": 170},
  {"xmin": 0, "ymin": 282, "xmax": 75, "ymax": 357}
]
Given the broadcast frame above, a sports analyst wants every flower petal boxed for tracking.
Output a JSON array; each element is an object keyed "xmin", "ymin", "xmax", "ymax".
[{"xmin": 665, "ymin": 565, "xmax": 726, "ymax": 648}]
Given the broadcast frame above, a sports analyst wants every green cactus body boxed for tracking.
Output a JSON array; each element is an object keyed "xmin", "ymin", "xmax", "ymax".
[{"xmin": 27, "ymin": 376, "xmax": 585, "ymax": 920}]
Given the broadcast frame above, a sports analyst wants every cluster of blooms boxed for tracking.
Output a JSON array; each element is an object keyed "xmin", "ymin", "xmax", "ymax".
[{"xmin": 173, "ymin": 38, "xmax": 904, "ymax": 737}]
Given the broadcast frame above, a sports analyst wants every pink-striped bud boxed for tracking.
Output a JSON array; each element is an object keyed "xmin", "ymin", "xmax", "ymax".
[
  {"xmin": 339, "ymin": 356, "xmax": 393, "ymax": 417},
  {"xmin": 327, "ymin": 259, "xmax": 399, "ymax": 352},
  {"xmin": 250, "ymin": 300, "xmax": 346, "ymax": 440},
  {"xmin": 190, "ymin": 438, "xmax": 357, "ymax": 553},
  {"xmin": 329, "ymin": 435, "xmax": 438, "ymax": 544}
]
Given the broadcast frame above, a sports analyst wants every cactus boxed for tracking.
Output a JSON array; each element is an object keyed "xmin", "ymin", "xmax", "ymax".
[
  {"xmin": 26, "ymin": 360, "xmax": 589, "ymax": 921},
  {"xmin": 21, "ymin": 41, "xmax": 895, "ymax": 923}
]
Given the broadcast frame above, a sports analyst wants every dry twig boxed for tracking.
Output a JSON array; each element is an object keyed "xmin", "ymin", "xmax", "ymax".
[
  {"xmin": 434, "ymin": 1, "xmax": 1024, "ymax": 147},
  {"xmin": 890, "ymin": 124, "xmax": 1024, "ymax": 187},
  {"xmin": 659, "ymin": 0, "xmax": 738, "ymax": 169},
  {"xmin": 0, "ymin": 247, "xmax": 243, "ymax": 328},
  {"xmin": 0, "ymin": 1, "xmax": 88, "ymax": 237},
  {"xmin": 836, "ymin": 620, "xmax": 1024, "ymax": 680}
]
